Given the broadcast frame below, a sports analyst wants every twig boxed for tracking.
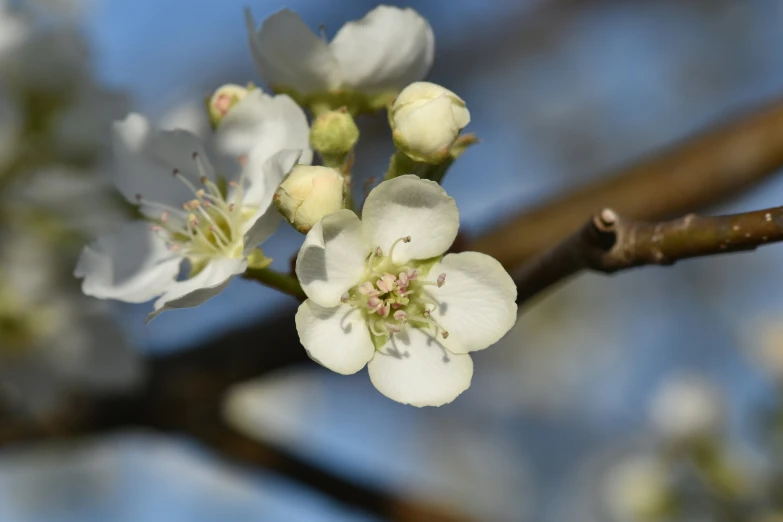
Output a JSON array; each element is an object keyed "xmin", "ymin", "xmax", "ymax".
[
  {"xmin": 471, "ymin": 97, "xmax": 783, "ymax": 269},
  {"xmin": 515, "ymin": 206, "xmax": 783, "ymax": 305}
]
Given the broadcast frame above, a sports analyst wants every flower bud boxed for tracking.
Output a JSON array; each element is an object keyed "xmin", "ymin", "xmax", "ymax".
[
  {"xmin": 274, "ymin": 165, "xmax": 344, "ymax": 233},
  {"xmin": 390, "ymin": 82, "xmax": 470, "ymax": 164},
  {"xmin": 309, "ymin": 108, "xmax": 359, "ymax": 156},
  {"xmin": 208, "ymin": 84, "xmax": 250, "ymax": 127}
]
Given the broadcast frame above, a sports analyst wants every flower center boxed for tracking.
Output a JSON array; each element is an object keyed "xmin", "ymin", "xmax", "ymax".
[
  {"xmin": 136, "ymin": 152, "xmax": 256, "ymax": 271},
  {"xmin": 341, "ymin": 236, "xmax": 448, "ymax": 344}
]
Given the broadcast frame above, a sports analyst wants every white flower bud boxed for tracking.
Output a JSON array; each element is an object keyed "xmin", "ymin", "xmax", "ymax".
[
  {"xmin": 390, "ymin": 81, "xmax": 470, "ymax": 164},
  {"xmin": 274, "ymin": 165, "xmax": 344, "ymax": 233},
  {"xmin": 649, "ymin": 374, "xmax": 724, "ymax": 442},
  {"xmin": 208, "ymin": 84, "xmax": 250, "ymax": 127}
]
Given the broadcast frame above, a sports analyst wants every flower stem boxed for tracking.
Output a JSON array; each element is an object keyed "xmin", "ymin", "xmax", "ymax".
[{"xmin": 243, "ymin": 268, "xmax": 306, "ymax": 301}]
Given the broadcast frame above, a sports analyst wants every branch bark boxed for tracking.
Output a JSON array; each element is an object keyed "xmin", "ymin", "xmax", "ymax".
[
  {"xmin": 470, "ymin": 96, "xmax": 783, "ymax": 269},
  {"xmin": 515, "ymin": 206, "xmax": 783, "ymax": 305}
]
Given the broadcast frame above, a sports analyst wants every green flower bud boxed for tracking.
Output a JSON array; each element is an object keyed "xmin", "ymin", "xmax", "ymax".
[
  {"xmin": 390, "ymin": 82, "xmax": 470, "ymax": 164},
  {"xmin": 309, "ymin": 108, "xmax": 359, "ymax": 156},
  {"xmin": 208, "ymin": 84, "xmax": 250, "ymax": 128},
  {"xmin": 274, "ymin": 165, "xmax": 345, "ymax": 233}
]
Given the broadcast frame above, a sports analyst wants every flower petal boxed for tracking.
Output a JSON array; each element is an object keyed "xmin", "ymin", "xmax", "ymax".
[
  {"xmin": 214, "ymin": 90, "xmax": 312, "ymax": 165},
  {"xmin": 147, "ymin": 257, "xmax": 247, "ymax": 321},
  {"xmin": 245, "ymin": 8, "xmax": 340, "ymax": 94},
  {"xmin": 237, "ymin": 148, "xmax": 302, "ymax": 211},
  {"xmin": 74, "ymin": 220, "xmax": 181, "ymax": 303},
  {"xmin": 368, "ymin": 327, "xmax": 473, "ymax": 407},
  {"xmin": 111, "ymin": 113, "xmax": 216, "ymax": 214},
  {"xmin": 295, "ymin": 300, "xmax": 374, "ymax": 375},
  {"xmin": 296, "ymin": 209, "xmax": 369, "ymax": 308},
  {"xmin": 329, "ymin": 6, "xmax": 434, "ymax": 92},
  {"xmin": 362, "ymin": 175, "xmax": 458, "ymax": 262},
  {"xmin": 242, "ymin": 207, "xmax": 280, "ymax": 255},
  {"xmin": 427, "ymin": 252, "xmax": 517, "ymax": 354}
]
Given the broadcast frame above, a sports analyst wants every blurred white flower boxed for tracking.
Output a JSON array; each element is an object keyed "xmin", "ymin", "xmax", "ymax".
[
  {"xmin": 649, "ymin": 373, "xmax": 724, "ymax": 443},
  {"xmin": 295, "ymin": 175, "xmax": 517, "ymax": 406},
  {"xmin": 391, "ymin": 82, "xmax": 471, "ymax": 163},
  {"xmin": 0, "ymin": 0, "xmax": 27, "ymax": 61},
  {"xmin": 76, "ymin": 103, "xmax": 311, "ymax": 320},
  {"xmin": 0, "ymin": 230, "xmax": 141, "ymax": 415},
  {"xmin": 603, "ymin": 455, "xmax": 671, "ymax": 522},
  {"xmin": 245, "ymin": 5, "xmax": 434, "ymax": 112},
  {"xmin": 745, "ymin": 315, "xmax": 783, "ymax": 382}
]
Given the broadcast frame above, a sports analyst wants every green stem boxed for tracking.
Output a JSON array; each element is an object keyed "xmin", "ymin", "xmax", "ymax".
[{"xmin": 243, "ymin": 268, "xmax": 306, "ymax": 301}]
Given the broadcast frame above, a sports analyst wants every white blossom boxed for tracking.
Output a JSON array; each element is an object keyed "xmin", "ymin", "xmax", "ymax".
[
  {"xmin": 391, "ymin": 81, "xmax": 471, "ymax": 163},
  {"xmin": 649, "ymin": 373, "xmax": 724, "ymax": 442},
  {"xmin": 0, "ymin": 230, "xmax": 141, "ymax": 415},
  {"xmin": 245, "ymin": 5, "xmax": 434, "ymax": 111},
  {"xmin": 295, "ymin": 175, "xmax": 517, "ymax": 406},
  {"xmin": 75, "ymin": 91, "xmax": 312, "ymax": 319}
]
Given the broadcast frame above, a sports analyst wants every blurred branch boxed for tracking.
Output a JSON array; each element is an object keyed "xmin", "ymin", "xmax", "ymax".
[
  {"xmin": 470, "ymin": 96, "xmax": 783, "ymax": 268},
  {"xmin": 0, "ymin": 313, "xmax": 466, "ymax": 522},
  {"xmin": 514, "ymin": 205, "xmax": 783, "ymax": 305}
]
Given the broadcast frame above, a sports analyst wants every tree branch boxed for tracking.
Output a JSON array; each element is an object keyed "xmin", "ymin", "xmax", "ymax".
[
  {"xmin": 470, "ymin": 96, "xmax": 783, "ymax": 269},
  {"xmin": 515, "ymin": 206, "xmax": 783, "ymax": 305}
]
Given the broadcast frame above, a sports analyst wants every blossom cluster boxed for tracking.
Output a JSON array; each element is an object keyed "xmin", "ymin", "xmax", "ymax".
[{"xmin": 75, "ymin": 5, "xmax": 518, "ymax": 406}]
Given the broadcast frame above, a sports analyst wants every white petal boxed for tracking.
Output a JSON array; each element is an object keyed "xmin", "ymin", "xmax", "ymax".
[
  {"xmin": 296, "ymin": 210, "xmax": 369, "ymax": 308},
  {"xmin": 362, "ymin": 175, "xmax": 458, "ymax": 262},
  {"xmin": 111, "ymin": 113, "xmax": 216, "ymax": 214},
  {"xmin": 330, "ymin": 6, "xmax": 434, "ymax": 92},
  {"xmin": 237, "ymin": 148, "xmax": 303, "ymax": 210},
  {"xmin": 245, "ymin": 8, "xmax": 340, "ymax": 94},
  {"xmin": 214, "ymin": 90, "xmax": 312, "ymax": 165},
  {"xmin": 427, "ymin": 252, "xmax": 517, "ymax": 354},
  {"xmin": 74, "ymin": 220, "xmax": 181, "ymax": 303},
  {"xmin": 295, "ymin": 300, "xmax": 374, "ymax": 375},
  {"xmin": 368, "ymin": 327, "xmax": 473, "ymax": 407},
  {"xmin": 148, "ymin": 257, "xmax": 247, "ymax": 321},
  {"xmin": 242, "ymin": 207, "xmax": 280, "ymax": 255}
]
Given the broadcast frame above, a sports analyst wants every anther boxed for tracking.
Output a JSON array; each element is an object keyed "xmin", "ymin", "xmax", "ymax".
[
  {"xmin": 441, "ymin": 330, "xmax": 449, "ymax": 339},
  {"xmin": 393, "ymin": 310, "xmax": 407, "ymax": 322},
  {"xmin": 192, "ymin": 151, "xmax": 199, "ymax": 159},
  {"xmin": 135, "ymin": 193, "xmax": 142, "ymax": 202},
  {"xmin": 385, "ymin": 323, "xmax": 401, "ymax": 333},
  {"xmin": 437, "ymin": 273, "xmax": 446, "ymax": 288},
  {"xmin": 340, "ymin": 292, "xmax": 350, "ymax": 303}
]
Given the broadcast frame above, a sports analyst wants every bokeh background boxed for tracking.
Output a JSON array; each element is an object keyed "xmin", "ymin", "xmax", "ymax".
[{"xmin": 2, "ymin": 0, "xmax": 783, "ymax": 520}]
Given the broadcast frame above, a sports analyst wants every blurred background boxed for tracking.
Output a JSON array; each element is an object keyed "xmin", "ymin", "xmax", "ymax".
[{"xmin": 2, "ymin": 0, "xmax": 783, "ymax": 520}]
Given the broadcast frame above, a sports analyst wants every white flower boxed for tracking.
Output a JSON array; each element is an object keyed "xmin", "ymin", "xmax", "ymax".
[
  {"xmin": 603, "ymin": 455, "xmax": 671, "ymax": 522},
  {"xmin": 649, "ymin": 373, "xmax": 724, "ymax": 442},
  {"xmin": 245, "ymin": 5, "xmax": 434, "ymax": 111},
  {"xmin": 75, "ymin": 91, "xmax": 311, "ymax": 320},
  {"xmin": 294, "ymin": 175, "xmax": 517, "ymax": 406},
  {"xmin": 274, "ymin": 165, "xmax": 344, "ymax": 233},
  {"xmin": 0, "ymin": 230, "xmax": 141, "ymax": 415},
  {"xmin": 391, "ymin": 82, "xmax": 471, "ymax": 163}
]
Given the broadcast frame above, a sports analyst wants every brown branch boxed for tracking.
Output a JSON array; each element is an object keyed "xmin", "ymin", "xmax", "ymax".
[
  {"xmin": 470, "ymin": 96, "xmax": 783, "ymax": 269},
  {"xmin": 515, "ymin": 206, "xmax": 783, "ymax": 305}
]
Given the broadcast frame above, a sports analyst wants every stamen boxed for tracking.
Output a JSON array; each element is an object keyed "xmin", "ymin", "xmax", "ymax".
[
  {"xmin": 387, "ymin": 236, "xmax": 411, "ymax": 262},
  {"xmin": 437, "ymin": 273, "xmax": 446, "ymax": 288}
]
